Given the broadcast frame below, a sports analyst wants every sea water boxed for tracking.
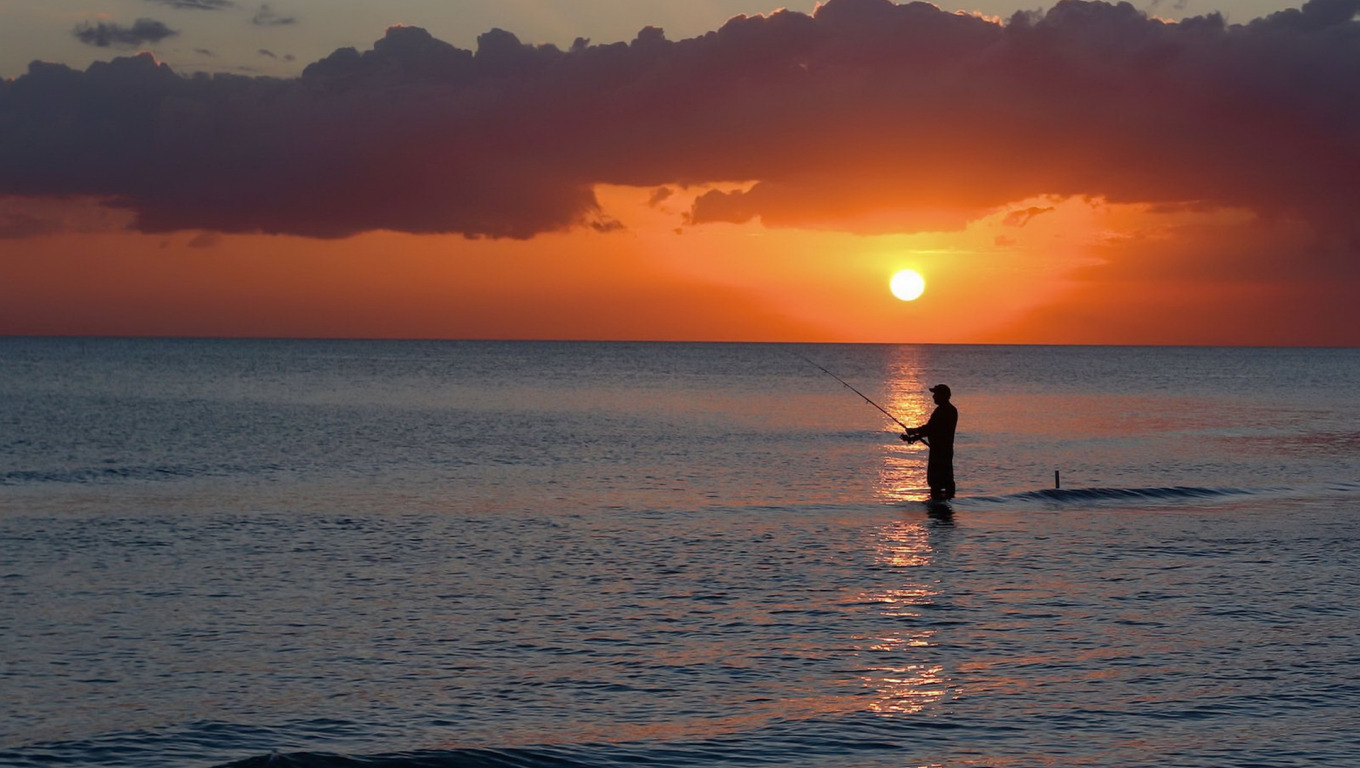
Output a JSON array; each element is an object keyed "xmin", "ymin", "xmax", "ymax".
[{"xmin": 1, "ymin": 339, "xmax": 1357, "ymax": 767}]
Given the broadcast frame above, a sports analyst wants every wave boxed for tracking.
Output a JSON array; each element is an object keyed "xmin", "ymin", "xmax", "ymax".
[
  {"xmin": 215, "ymin": 717, "xmax": 955, "ymax": 768},
  {"xmin": 222, "ymin": 747, "xmax": 598, "ymax": 768},
  {"xmin": 946, "ymin": 480, "xmax": 1360, "ymax": 512},
  {"xmin": 0, "ymin": 714, "xmax": 956, "ymax": 768},
  {"xmin": 220, "ymin": 744, "xmax": 785, "ymax": 768},
  {"xmin": 0, "ymin": 462, "xmax": 285, "ymax": 487},
  {"xmin": 960, "ymin": 485, "xmax": 1261, "ymax": 509},
  {"xmin": 0, "ymin": 710, "xmax": 971, "ymax": 768}
]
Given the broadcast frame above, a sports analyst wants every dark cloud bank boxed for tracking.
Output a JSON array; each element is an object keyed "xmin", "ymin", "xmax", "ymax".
[{"xmin": 3, "ymin": 0, "xmax": 1359, "ymax": 245}]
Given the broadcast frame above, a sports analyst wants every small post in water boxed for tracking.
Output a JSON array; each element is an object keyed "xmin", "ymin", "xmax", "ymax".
[{"xmin": 1054, "ymin": 470, "xmax": 1061, "ymax": 490}]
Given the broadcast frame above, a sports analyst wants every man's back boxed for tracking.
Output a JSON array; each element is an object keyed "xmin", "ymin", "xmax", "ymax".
[{"xmin": 924, "ymin": 402, "xmax": 958, "ymax": 449}]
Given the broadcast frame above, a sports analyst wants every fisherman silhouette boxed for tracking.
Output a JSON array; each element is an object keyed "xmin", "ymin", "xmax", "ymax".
[{"xmin": 901, "ymin": 384, "xmax": 958, "ymax": 500}]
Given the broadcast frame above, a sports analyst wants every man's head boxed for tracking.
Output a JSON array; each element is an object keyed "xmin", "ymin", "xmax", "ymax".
[{"xmin": 929, "ymin": 384, "xmax": 951, "ymax": 404}]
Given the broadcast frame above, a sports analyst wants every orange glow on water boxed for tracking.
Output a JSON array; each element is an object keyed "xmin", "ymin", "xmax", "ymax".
[
  {"xmin": 873, "ymin": 350, "xmax": 935, "ymax": 502},
  {"xmin": 856, "ymin": 518, "xmax": 955, "ymax": 717}
]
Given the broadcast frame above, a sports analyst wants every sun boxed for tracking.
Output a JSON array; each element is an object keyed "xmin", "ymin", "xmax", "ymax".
[{"xmin": 889, "ymin": 269, "xmax": 926, "ymax": 301}]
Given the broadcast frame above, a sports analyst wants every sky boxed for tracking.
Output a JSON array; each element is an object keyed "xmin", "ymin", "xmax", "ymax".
[{"xmin": 2, "ymin": 0, "xmax": 1358, "ymax": 345}]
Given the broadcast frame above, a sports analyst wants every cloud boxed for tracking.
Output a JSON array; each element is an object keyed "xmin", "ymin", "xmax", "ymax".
[
  {"xmin": 1003, "ymin": 206, "xmax": 1056, "ymax": 227},
  {"xmin": 1, "ymin": 0, "xmax": 1354, "ymax": 258},
  {"xmin": 0, "ymin": 195, "xmax": 135, "ymax": 238},
  {"xmin": 146, "ymin": 0, "xmax": 235, "ymax": 10},
  {"xmin": 647, "ymin": 187, "xmax": 674, "ymax": 207},
  {"xmin": 252, "ymin": 4, "xmax": 296, "ymax": 26},
  {"xmin": 187, "ymin": 231, "xmax": 221, "ymax": 247},
  {"xmin": 73, "ymin": 18, "xmax": 178, "ymax": 47},
  {"xmin": 0, "ymin": 210, "xmax": 61, "ymax": 239}
]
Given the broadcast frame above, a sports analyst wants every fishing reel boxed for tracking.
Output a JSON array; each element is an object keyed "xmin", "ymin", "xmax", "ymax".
[{"xmin": 900, "ymin": 432, "xmax": 920, "ymax": 444}]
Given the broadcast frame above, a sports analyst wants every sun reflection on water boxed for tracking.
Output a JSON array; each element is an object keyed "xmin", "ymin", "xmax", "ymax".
[
  {"xmin": 874, "ymin": 519, "xmax": 935, "ymax": 569},
  {"xmin": 876, "ymin": 350, "xmax": 935, "ymax": 503},
  {"xmin": 855, "ymin": 517, "xmax": 955, "ymax": 717},
  {"xmin": 865, "ymin": 662, "xmax": 948, "ymax": 715}
]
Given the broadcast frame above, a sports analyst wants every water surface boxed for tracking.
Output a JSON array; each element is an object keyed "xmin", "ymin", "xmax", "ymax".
[{"xmin": 1, "ymin": 340, "xmax": 1357, "ymax": 767}]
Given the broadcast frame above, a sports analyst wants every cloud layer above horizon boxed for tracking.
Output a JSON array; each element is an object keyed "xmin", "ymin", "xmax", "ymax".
[{"xmin": 2, "ymin": 0, "xmax": 1358, "ymax": 250}]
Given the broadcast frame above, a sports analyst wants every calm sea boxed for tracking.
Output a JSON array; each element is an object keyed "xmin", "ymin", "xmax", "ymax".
[{"xmin": 1, "ymin": 339, "xmax": 1357, "ymax": 768}]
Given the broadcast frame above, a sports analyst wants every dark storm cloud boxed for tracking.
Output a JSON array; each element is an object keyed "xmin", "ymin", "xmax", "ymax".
[
  {"xmin": 73, "ymin": 18, "xmax": 178, "ymax": 47},
  {"xmin": 5, "ymin": 0, "xmax": 1358, "ymax": 244}
]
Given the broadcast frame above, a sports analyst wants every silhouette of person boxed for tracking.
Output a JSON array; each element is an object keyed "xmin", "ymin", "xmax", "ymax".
[{"xmin": 901, "ymin": 384, "xmax": 957, "ymax": 500}]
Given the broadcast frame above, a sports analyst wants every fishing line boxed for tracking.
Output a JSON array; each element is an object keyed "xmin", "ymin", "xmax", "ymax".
[{"xmin": 792, "ymin": 352, "xmax": 912, "ymax": 432}]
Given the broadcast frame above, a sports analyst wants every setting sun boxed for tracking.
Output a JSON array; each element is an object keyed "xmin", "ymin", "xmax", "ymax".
[{"xmin": 889, "ymin": 269, "xmax": 926, "ymax": 302}]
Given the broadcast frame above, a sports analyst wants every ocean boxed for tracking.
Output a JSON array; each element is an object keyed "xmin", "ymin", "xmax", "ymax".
[{"xmin": 1, "ymin": 339, "xmax": 1357, "ymax": 767}]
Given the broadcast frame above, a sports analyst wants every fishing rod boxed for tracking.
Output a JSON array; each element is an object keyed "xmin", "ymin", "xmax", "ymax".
[{"xmin": 793, "ymin": 353, "xmax": 913, "ymax": 432}]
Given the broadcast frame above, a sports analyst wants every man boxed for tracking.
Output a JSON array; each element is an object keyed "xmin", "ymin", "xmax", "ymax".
[{"xmin": 901, "ymin": 384, "xmax": 957, "ymax": 500}]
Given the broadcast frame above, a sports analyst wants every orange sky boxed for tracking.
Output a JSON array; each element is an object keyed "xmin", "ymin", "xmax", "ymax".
[
  {"xmin": 2, "ymin": 1, "xmax": 1358, "ymax": 345},
  {"xmin": 5, "ymin": 186, "xmax": 1348, "ymax": 344}
]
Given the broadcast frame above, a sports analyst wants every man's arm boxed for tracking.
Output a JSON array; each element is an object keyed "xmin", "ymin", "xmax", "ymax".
[{"xmin": 901, "ymin": 421, "xmax": 932, "ymax": 444}]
